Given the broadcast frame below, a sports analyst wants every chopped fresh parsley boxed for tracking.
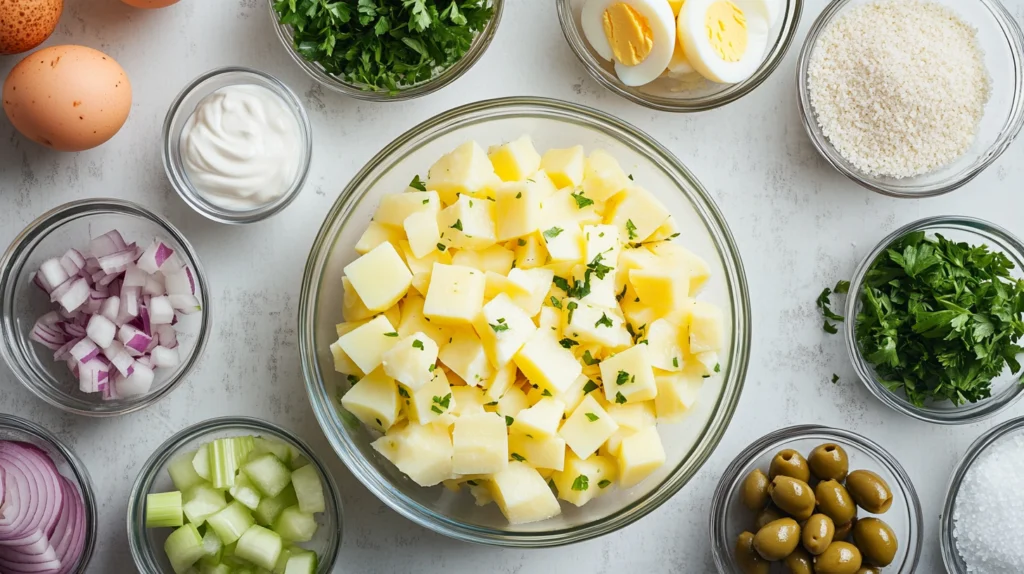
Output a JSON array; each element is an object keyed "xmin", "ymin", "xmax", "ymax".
[
  {"xmin": 817, "ymin": 279, "xmax": 850, "ymax": 334},
  {"xmin": 582, "ymin": 380, "xmax": 599, "ymax": 394},
  {"xmin": 627, "ymin": 174, "xmax": 634, "ymax": 181},
  {"xmin": 616, "ymin": 370, "xmax": 630, "ymax": 386},
  {"xmin": 582, "ymin": 350, "xmax": 599, "ymax": 366},
  {"xmin": 384, "ymin": 332, "xmax": 399, "ymax": 337},
  {"xmin": 595, "ymin": 313, "xmax": 614, "ymax": 328},
  {"xmin": 831, "ymin": 373, "xmax": 840, "ymax": 384},
  {"xmin": 672, "ymin": 357, "xmax": 679, "ymax": 368},
  {"xmin": 550, "ymin": 296, "xmax": 562, "ymax": 309},
  {"xmin": 626, "ymin": 219, "xmax": 638, "ymax": 240},
  {"xmin": 409, "ymin": 174, "xmax": 427, "ymax": 191},
  {"xmin": 543, "ymin": 227, "xmax": 563, "ymax": 240},
  {"xmin": 615, "ymin": 392, "xmax": 627, "ymax": 404},
  {"xmin": 432, "ymin": 393, "xmax": 451, "ymax": 411},
  {"xmin": 490, "ymin": 322, "xmax": 509, "ymax": 333},
  {"xmin": 571, "ymin": 191, "xmax": 595, "ymax": 209},
  {"xmin": 428, "ymin": 364, "xmax": 436, "ymax": 372},
  {"xmin": 517, "ymin": 238, "xmax": 527, "ymax": 246},
  {"xmin": 598, "ymin": 479, "xmax": 612, "ymax": 489},
  {"xmin": 515, "ymin": 191, "xmax": 522, "ymax": 199},
  {"xmin": 398, "ymin": 387, "xmax": 410, "ymax": 398},
  {"xmin": 375, "ymin": 418, "xmax": 383, "ymax": 427},
  {"xmin": 347, "ymin": 374, "xmax": 360, "ymax": 385},
  {"xmin": 412, "ymin": 339, "xmax": 425, "ymax": 350},
  {"xmin": 566, "ymin": 301, "xmax": 579, "ymax": 324},
  {"xmin": 587, "ymin": 253, "xmax": 614, "ymax": 280},
  {"xmin": 505, "ymin": 415, "xmax": 514, "ymax": 426},
  {"xmin": 559, "ymin": 338, "xmax": 579, "ymax": 349},
  {"xmin": 511, "ymin": 453, "xmax": 526, "ymax": 462},
  {"xmin": 585, "ymin": 412, "xmax": 599, "ymax": 422},
  {"xmin": 616, "ymin": 284, "xmax": 628, "ymax": 302},
  {"xmin": 541, "ymin": 389, "xmax": 552, "ymax": 397},
  {"xmin": 571, "ymin": 474, "xmax": 589, "ymax": 491},
  {"xmin": 450, "ymin": 219, "xmax": 463, "ymax": 231},
  {"xmin": 714, "ymin": 363, "xmax": 721, "ymax": 373},
  {"xmin": 437, "ymin": 243, "xmax": 447, "ymax": 252},
  {"xmin": 431, "ymin": 405, "xmax": 443, "ymax": 414}
]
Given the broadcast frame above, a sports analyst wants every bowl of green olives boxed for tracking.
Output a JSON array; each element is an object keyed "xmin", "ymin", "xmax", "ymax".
[{"xmin": 709, "ymin": 425, "xmax": 922, "ymax": 573}]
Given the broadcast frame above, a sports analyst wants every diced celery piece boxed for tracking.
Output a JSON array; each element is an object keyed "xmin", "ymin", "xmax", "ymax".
[
  {"xmin": 235, "ymin": 525, "xmax": 283, "ymax": 570},
  {"xmin": 183, "ymin": 485, "xmax": 227, "ymax": 527},
  {"xmin": 283, "ymin": 550, "xmax": 317, "ymax": 574},
  {"xmin": 146, "ymin": 491, "xmax": 183, "ymax": 528},
  {"xmin": 199, "ymin": 564, "xmax": 231, "ymax": 574},
  {"xmin": 201, "ymin": 527, "xmax": 222, "ymax": 556},
  {"xmin": 242, "ymin": 453, "xmax": 291, "ymax": 498},
  {"xmin": 273, "ymin": 506, "xmax": 317, "ymax": 543},
  {"xmin": 221, "ymin": 542, "xmax": 236, "ymax": 559},
  {"xmin": 206, "ymin": 501, "xmax": 255, "ymax": 545},
  {"xmin": 288, "ymin": 455, "xmax": 310, "ymax": 471},
  {"xmin": 254, "ymin": 485, "xmax": 297, "ymax": 527},
  {"xmin": 229, "ymin": 474, "xmax": 263, "ymax": 510},
  {"xmin": 198, "ymin": 549, "xmax": 222, "ymax": 570},
  {"xmin": 251, "ymin": 437, "xmax": 293, "ymax": 463},
  {"xmin": 273, "ymin": 547, "xmax": 292, "ymax": 574},
  {"xmin": 290, "ymin": 465, "xmax": 325, "ymax": 514},
  {"xmin": 234, "ymin": 436, "xmax": 256, "ymax": 466},
  {"xmin": 209, "ymin": 438, "xmax": 241, "ymax": 489},
  {"xmin": 169, "ymin": 451, "xmax": 206, "ymax": 492},
  {"xmin": 164, "ymin": 523, "xmax": 204, "ymax": 574},
  {"xmin": 192, "ymin": 445, "xmax": 211, "ymax": 480}
]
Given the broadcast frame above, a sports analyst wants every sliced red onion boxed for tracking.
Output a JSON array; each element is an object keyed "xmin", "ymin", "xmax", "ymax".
[
  {"xmin": 38, "ymin": 260, "xmax": 69, "ymax": 292},
  {"xmin": 61, "ymin": 324, "xmax": 86, "ymax": 340},
  {"xmin": 29, "ymin": 322, "xmax": 67, "ymax": 352},
  {"xmin": 50, "ymin": 477, "xmax": 85, "ymax": 574}
]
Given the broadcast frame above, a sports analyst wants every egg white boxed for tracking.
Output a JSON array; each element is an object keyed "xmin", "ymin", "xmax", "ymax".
[
  {"xmin": 666, "ymin": 39, "xmax": 695, "ymax": 77},
  {"xmin": 678, "ymin": 0, "xmax": 770, "ymax": 84},
  {"xmin": 581, "ymin": 0, "xmax": 678, "ymax": 87}
]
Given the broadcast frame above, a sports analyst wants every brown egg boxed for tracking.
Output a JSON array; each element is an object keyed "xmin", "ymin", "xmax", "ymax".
[
  {"xmin": 120, "ymin": 0, "xmax": 180, "ymax": 8},
  {"xmin": 0, "ymin": 0, "xmax": 63, "ymax": 55},
  {"xmin": 3, "ymin": 45, "xmax": 132, "ymax": 152}
]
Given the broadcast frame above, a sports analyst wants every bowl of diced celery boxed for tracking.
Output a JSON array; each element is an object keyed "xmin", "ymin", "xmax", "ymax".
[
  {"xmin": 127, "ymin": 417, "xmax": 342, "ymax": 573},
  {"xmin": 298, "ymin": 97, "xmax": 751, "ymax": 545}
]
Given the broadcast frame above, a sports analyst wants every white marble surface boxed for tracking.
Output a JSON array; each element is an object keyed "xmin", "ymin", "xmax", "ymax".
[{"xmin": 2, "ymin": 1, "xmax": 1023, "ymax": 572}]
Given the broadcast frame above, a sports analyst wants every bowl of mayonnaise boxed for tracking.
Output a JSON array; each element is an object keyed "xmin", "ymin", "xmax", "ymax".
[{"xmin": 162, "ymin": 67, "xmax": 313, "ymax": 224}]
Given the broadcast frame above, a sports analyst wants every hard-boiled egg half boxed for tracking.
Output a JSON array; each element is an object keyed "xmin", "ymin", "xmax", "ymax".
[
  {"xmin": 581, "ymin": 0, "xmax": 677, "ymax": 87},
  {"xmin": 677, "ymin": 0, "xmax": 771, "ymax": 84}
]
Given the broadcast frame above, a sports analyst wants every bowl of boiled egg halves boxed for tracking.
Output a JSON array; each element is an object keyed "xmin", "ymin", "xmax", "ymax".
[{"xmin": 557, "ymin": 0, "xmax": 802, "ymax": 111}]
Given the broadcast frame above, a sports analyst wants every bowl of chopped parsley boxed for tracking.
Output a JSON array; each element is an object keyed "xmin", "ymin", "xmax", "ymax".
[
  {"xmin": 841, "ymin": 216, "xmax": 1024, "ymax": 424},
  {"xmin": 269, "ymin": 0, "xmax": 502, "ymax": 100}
]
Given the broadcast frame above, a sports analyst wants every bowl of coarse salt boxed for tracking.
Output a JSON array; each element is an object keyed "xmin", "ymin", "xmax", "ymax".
[
  {"xmin": 797, "ymin": 0, "xmax": 1024, "ymax": 198},
  {"xmin": 941, "ymin": 416, "xmax": 1024, "ymax": 573}
]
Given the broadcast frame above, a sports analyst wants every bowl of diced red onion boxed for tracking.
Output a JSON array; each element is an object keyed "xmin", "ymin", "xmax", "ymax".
[{"xmin": 0, "ymin": 198, "xmax": 211, "ymax": 416}]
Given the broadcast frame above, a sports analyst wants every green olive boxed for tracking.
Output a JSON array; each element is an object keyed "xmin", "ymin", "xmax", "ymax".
[
  {"xmin": 783, "ymin": 546, "xmax": 814, "ymax": 574},
  {"xmin": 741, "ymin": 468, "xmax": 771, "ymax": 511},
  {"xmin": 802, "ymin": 513, "xmax": 835, "ymax": 555},
  {"xmin": 770, "ymin": 449, "xmax": 812, "ymax": 483},
  {"xmin": 852, "ymin": 517, "xmax": 898, "ymax": 567},
  {"xmin": 814, "ymin": 541, "xmax": 863, "ymax": 574},
  {"xmin": 845, "ymin": 470, "xmax": 893, "ymax": 514},
  {"xmin": 755, "ymin": 505, "xmax": 784, "ymax": 530},
  {"xmin": 735, "ymin": 531, "xmax": 770, "ymax": 574},
  {"xmin": 815, "ymin": 480, "xmax": 858, "ymax": 525},
  {"xmin": 833, "ymin": 517, "xmax": 856, "ymax": 541},
  {"xmin": 754, "ymin": 518, "xmax": 801, "ymax": 561},
  {"xmin": 808, "ymin": 443, "xmax": 849, "ymax": 482},
  {"xmin": 770, "ymin": 475, "xmax": 816, "ymax": 521},
  {"xmin": 854, "ymin": 568, "xmax": 882, "ymax": 574}
]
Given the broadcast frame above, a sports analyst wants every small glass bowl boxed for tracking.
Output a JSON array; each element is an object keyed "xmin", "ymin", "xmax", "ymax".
[
  {"xmin": 127, "ymin": 417, "xmax": 343, "ymax": 573},
  {"xmin": 710, "ymin": 425, "xmax": 923, "ymax": 572},
  {"xmin": 162, "ymin": 67, "xmax": 313, "ymax": 224},
  {"xmin": 940, "ymin": 415, "xmax": 1024, "ymax": 572},
  {"xmin": 0, "ymin": 413, "xmax": 98, "ymax": 573},
  {"xmin": 267, "ymin": 0, "xmax": 504, "ymax": 101},
  {"xmin": 796, "ymin": 0, "xmax": 1024, "ymax": 197},
  {"xmin": 557, "ymin": 0, "xmax": 804, "ymax": 112},
  {"xmin": 0, "ymin": 199, "xmax": 211, "ymax": 416},
  {"xmin": 844, "ymin": 216, "xmax": 1024, "ymax": 425}
]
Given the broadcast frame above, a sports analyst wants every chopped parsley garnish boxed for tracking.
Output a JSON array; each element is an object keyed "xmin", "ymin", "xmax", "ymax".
[
  {"xmin": 582, "ymin": 380, "xmax": 599, "ymax": 394},
  {"xmin": 550, "ymin": 296, "xmax": 562, "ymax": 309},
  {"xmin": 428, "ymin": 364, "xmax": 436, "ymax": 372},
  {"xmin": 559, "ymin": 338, "xmax": 579, "ymax": 349},
  {"xmin": 831, "ymin": 373, "xmax": 840, "ymax": 384},
  {"xmin": 616, "ymin": 284, "xmax": 628, "ymax": 302},
  {"xmin": 571, "ymin": 474, "xmax": 589, "ymax": 491},
  {"xmin": 436, "ymin": 243, "xmax": 447, "ymax": 251},
  {"xmin": 541, "ymin": 389, "xmax": 552, "ymax": 397},
  {"xmin": 490, "ymin": 321, "xmax": 509, "ymax": 333},
  {"xmin": 672, "ymin": 357, "xmax": 679, "ymax": 368},
  {"xmin": 587, "ymin": 253, "xmax": 614, "ymax": 280},
  {"xmin": 375, "ymin": 418, "xmax": 382, "ymax": 427},
  {"xmin": 412, "ymin": 339, "xmax": 425, "ymax": 350},
  {"xmin": 432, "ymin": 393, "xmax": 451, "ymax": 411},
  {"xmin": 571, "ymin": 191, "xmax": 595, "ymax": 208},
  {"xmin": 616, "ymin": 370, "xmax": 630, "ymax": 386},
  {"xmin": 517, "ymin": 238, "xmax": 527, "ymax": 246},
  {"xmin": 347, "ymin": 374, "xmax": 360, "ymax": 385},
  {"xmin": 511, "ymin": 453, "xmax": 526, "ymax": 462},
  {"xmin": 615, "ymin": 392, "xmax": 627, "ymax": 404},
  {"xmin": 566, "ymin": 301, "xmax": 579, "ymax": 324},
  {"xmin": 582, "ymin": 350, "xmax": 599, "ymax": 366},
  {"xmin": 626, "ymin": 219, "xmax": 638, "ymax": 240},
  {"xmin": 714, "ymin": 363, "xmax": 721, "ymax": 373},
  {"xmin": 398, "ymin": 387, "xmax": 410, "ymax": 398},
  {"xmin": 505, "ymin": 415, "xmax": 514, "ymax": 426},
  {"xmin": 553, "ymin": 276, "xmax": 571, "ymax": 293},
  {"xmin": 598, "ymin": 479, "xmax": 612, "ymax": 489},
  {"xmin": 627, "ymin": 174, "xmax": 634, "ymax": 181},
  {"xmin": 409, "ymin": 175, "xmax": 427, "ymax": 191},
  {"xmin": 450, "ymin": 219, "xmax": 463, "ymax": 231},
  {"xmin": 515, "ymin": 191, "xmax": 522, "ymax": 199},
  {"xmin": 817, "ymin": 279, "xmax": 850, "ymax": 334},
  {"xmin": 543, "ymin": 227, "xmax": 563, "ymax": 241},
  {"xmin": 595, "ymin": 313, "xmax": 614, "ymax": 328},
  {"xmin": 384, "ymin": 332, "xmax": 399, "ymax": 337},
  {"xmin": 584, "ymin": 412, "xmax": 599, "ymax": 422},
  {"xmin": 430, "ymin": 405, "xmax": 443, "ymax": 414}
]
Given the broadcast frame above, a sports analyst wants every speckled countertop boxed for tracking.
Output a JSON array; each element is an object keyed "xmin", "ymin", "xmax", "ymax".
[{"xmin": 2, "ymin": 1, "xmax": 1023, "ymax": 572}]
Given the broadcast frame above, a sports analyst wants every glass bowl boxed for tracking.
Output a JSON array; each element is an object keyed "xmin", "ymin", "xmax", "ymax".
[
  {"xmin": 940, "ymin": 415, "xmax": 1024, "ymax": 572},
  {"xmin": 556, "ymin": 0, "xmax": 804, "ymax": 112},
  {"xmin": 267, "ymin": 0, "xmax": 504, "ymax": 102},
  {"xmin": 162, "ymin": 67, "xmax": 313, "ymax": 224},
  {"xmin": 127, "ymin": 417, "xmax": 343, "ymax": 573},
  {"xmin": 710, "ymin": 425, "xmax": 923, "ymax": 572},
  {"xmin": 844, "ymin": 216, "xmax": 1024, "ymax": 425},
  {"xmin": 0, "ymin": 199, "xmax": 211, "ymax": 416},
  {"xmin": 796, "ymin": 0, "xmax": 1024, "ymax": 197},
  {"xmin": 298, "ymin": 96, "xmax": 751, "ymax": 546},
  {"xmin": 0, "ymin": 413, "xmax": 98, "ymax": 573}
]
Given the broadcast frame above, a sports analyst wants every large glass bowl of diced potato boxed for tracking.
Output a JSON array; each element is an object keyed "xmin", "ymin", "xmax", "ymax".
[{"xmin": 298, "ymin": 96, "xmax": 751, "ymax": 546}]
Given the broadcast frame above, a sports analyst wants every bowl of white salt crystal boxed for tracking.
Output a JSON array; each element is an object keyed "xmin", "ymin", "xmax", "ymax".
[
  {"xmin": 941, "ymin": 416, "xmax": 1024, "ymax": 573},
  {"xmin": 797, "ymin": 0, "xmax": 1024, "ymax": 198}
]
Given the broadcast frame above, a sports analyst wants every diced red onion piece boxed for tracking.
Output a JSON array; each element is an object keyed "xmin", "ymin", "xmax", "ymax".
[
  {"xmin": 52, "ymin": 339, "xmax": 79, "ymax": 362},
  {"xmin": 85, "ymin": 315, "xmax": 116, "ymax": 349},
  {"xmin": 55, "ymin": 279, "xmax": 89, "ymax": 314},
  {"xmin": 117, "ymin": 325, "xmax": 151, "ymax": 354},
  {"xmin": 102, "ymin": 341, "xmax": 134, "ymax": 377},
  {"xmin": 163, "ymin": 269, "xmax": 190, "ymax": 296},
  {"xmin": 167, "ymin": 294, "xmax": 201, "ymax": 314},
  {"xmin": 59, "ymin": 249, "xmax": 85, "ymax": 277},
  {"xmin": 136, "ymin": 241, "xmax": 173, "ymax": 274},
  {"xmin": 115, "ymin": 362, "xmax": 153, "ymax": 397},
  {"xmin": 38, "ymin": 312, "xmax": 61, "ymax": 327},
  {"xmin": 122, "ymin": 264, "xmax": 147, "ymax": 288},
  {"xmin": 77, "ymin": 358, "xmax": 109, "ymax": 394},
  {"xmin": 119, "ymin": 285, "xmax": 140, "ymax": 319},
  {"xmin": 97, "ymin": 249, "xmax": 134, "ymax": 275},
  {"xmin": 150, "ymin": 346, "xmax": 179, "ymax": 369},
  {"xmin": 98, "ymin": 297, "xmax": 120, "ymax": 324},
  {"xmin": 143, "ymin": 274, "xmax": 164, "ymax": 296},
  {"xmin": 68, "ymin": 339, "xmax": 99, "ymax": 364},
  {"xmin": 153, "ymin": 324, "xmax": 177, "ymax": 349},
  {"xmin": 149, "ymin": 296, "xmax": 174, "ymax": 325},
  {"xmin": 39, "ymin": 259, "xmax": 69, "ymax": 291}
]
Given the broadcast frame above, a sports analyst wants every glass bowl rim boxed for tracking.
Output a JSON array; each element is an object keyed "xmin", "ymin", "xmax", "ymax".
[
  {"xmin": 0, "ymin": 198, "xmax": 213, "ymax": 417},
  {"xmin": 297, "ymin": 95, "xmax": 752, "ymax": 546},
  {"xmin": 842, "ymin": 215, "xmax": 1024, "ymax": 425},
  {"xmin": 125, "ymin": 415, "xmax": 344, "ymax": 574},
  {"xmin": 708, "ymin": 423, "xmax": 924, "ymax": 573},
  {"xmin": 555, "ymin": 0, "xmax": 805, "ymax": 113},
  {"xmin": 0, "ymin": 413, "xmax": 99, "ymax": 573},
  {"xmin": 939, "ymin": 414, "xmax": 1024, "ymax": 572},
  {"xmin": 266, "ymin": 0, "xmax": 505, "ymax": 102},
  {"xmin": 795, "ymin": 0, "xmax": 1024, "ymax": 198},
  {"xmin": 161, "ymin": 66, "xmax": 314, "ymax": 225}
]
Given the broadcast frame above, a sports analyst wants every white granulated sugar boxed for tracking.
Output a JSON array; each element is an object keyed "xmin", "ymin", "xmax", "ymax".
[
  {"xmin": 807, "ymin": 0, "xmax": 991, "ymax": 179},
  {"xmin": 953, "ymin": 433, "xmax": 1024, "ymax": 573}
]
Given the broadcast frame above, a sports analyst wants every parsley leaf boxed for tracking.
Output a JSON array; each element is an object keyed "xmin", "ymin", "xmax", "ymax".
[
  {"xmin": 571, "ymin": 191, "xmax": 595, "ymax": 208},
  {"xmin": 598, "ymin": 479, "xmax": 612, "ymax": 489},
  {"xmin": 511, "ymin": 453, "xmax": 526, "ymax": 462},
  {"xmin": 566, "ymin": 301, "xmax": 578, "ymax": 324},
  {"xmin": 585, "ymin": 412, "xmax": 599, "ymax": 422},
  {"xmin": 595, "ymin": 313, "xmax": 614, "ymax": 328},
  {"xmin": 582, "ymin": 350, "xmax": 599, "ymax": 366},
  {"xmin": 571, "ymin": 474, "xmax": 589, "ymax": 491},
  {"xmin": 550, "ymin": 296, "xmax": 562, "ymax": 309},
  {"xmin": 490, "ymin": 322, "xmax": 509, "ymax": 333},
  {"xmin": 384, "ymin": 332, "xmax": 399, "ymax": 337},
  {"xmin": 409, "ymin": 174, "xmax": 427, "ymax": 191},
  {"xmin": 543, "ymin": 227, "xmax": 563, "ymax": 240},
  {"xmin": 615, "ymin": 392, "xmax": 627, "ymax": 404},
  {"xmin": 559, "ymin": 338, "xmax": 579, "ymax": 349},
  {"xmin": 616, "ymin": 371, "xmax": 630, "ymax": 386},
  {"xmin": 582, "ymin": 380, "xmax": 599, "ymax": 394},
  {"xmin": 412, "ymin": 339, "xmax": 425, "ymax": 350},
  {"xmin": 450, "ymin": 219, "xmax": 463, "ymax": 231},
  {"xmin": 626, "ymin": 219, "xmax": 638, "ymax": 240}
]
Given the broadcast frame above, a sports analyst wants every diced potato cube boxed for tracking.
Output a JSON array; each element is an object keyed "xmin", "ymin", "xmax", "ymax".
[
  {"xmin": 559, "ymin": 394, "xmax": 618, "ymax": 460},
  {"xmin": 494, "ymin": 181, "xmax": 543, "ymax": 242},
  {"xmin": 427, "ymin": 141, "xmax": 501, "ymax": 205},
  {"xmin": 621, "ymin": 297, "xmax": 660, "ymax": 336},
  {"xmin": 423, "ymin": 263, "xmax": 486, "ymax": 325},
  {"xmin": 645, "ymin": 318, "xmax": 684, "ymax": 372},
  {"xmin": 438, "ymin": 195, "xmax": 497, "ymax": 250},
  {"xmin": 329, "ymin": 332, "xmax": 363, "ymax": 378},
  {"xmin": 508, "ymin": 434, "xmax": 566, "ymax": 471},
  {"xmin": 553, "ymin": 450, "xmax": 617, "ymax": 506},
  {"xmin": 524, "ymin": 170, "xmax": 559, "ymax": 198},
  {"xmin": 470, "ymin": 482, "xmax": 493, "ymax": 506},
  {"xmin": 495, "ymin": 385, "xmax": 530, "ymax": 419},
  {"xmin": 484, "ymin": 271, "xmax": 531, "ymax": 301},
  {"xmin": 540, "ymin": 145, "xmax": 585, "ymax": 189},
  {"xmin": 645, "ymin": 216, "xmax": 678, "ymax": 243},
  {"xmin": 604, "ymin": 186, "xmax": 670, "ymax": 243},
  {"xmin": 488, "ymin": 135, "xmax": 542, "ymax": 182},
  {"xmin": 371, "ymin": 422, "xmax": 452, "ymax": 487},
  {"xmin": 355, "ymin": 221, "xmax": 405, "ymax": 255},
  {"xmin": 653, "ymin": 370, "xmax": 702, "ymax": 422},
  {"xmin": 688, "ymin": 301, "xmax": 723, "ymax": 353},
  {"xmin": 541, "ymin": 223, "xmax": 584, "ymax": 265},
  {"xmin": 342, "ymin": 277, "xmax": 374, "ymax": 322},
  {"xmin": 513, "ymin": 233, "xmax": 548, "ymax": 270},
  {"xmin": 510, "ymin": 397, "xmax": 565, "ymax": 439},
  {"xmin": 556, "ymin": 374, "xmax": 592, "ymax": 415},
  {"xmin": 600, "ymin": 428, "xmax": 635, "ymax": 458},
  {"xmin": 647, "ymin": 242, "xmax": 711, "ymax": 295},
  {"xmin": 403, "ymin": 210, "xmax": 442, "ymax": 260},
  {"xmin": 473, "ymin": 293, "xmax": 538, "ymax": 368},
  {"xmin": 629, "ymin": 267, "xmax": 690, "ymax": 317},
  {"xmin": 606, "ymin": 400, "xmax": 656, "ymax": 431},
  {"xmin": 398, "ymin": 293, "xmax": 452, "ymax": 349},
  {"xmin": 337, "ymin": 315, "xmax": 399, "ymax": 375},
  {"xmin": 582, "ymin": 149, "xmax": 630, "ymax": 202},
  {"xmin": 405, "ymin": 368, "xmax": 454, "ymax": 424},
  {"xmin": 483, "ymin": 362, "xmax": 518, "ymax": 403},
  {"xmin": 537, "ymin": 305, "xmax": 561, "ymax": 337},
  {"xmin": 617, "ymin": 426, "xmax": 666, "ymax": 488},
  {"xmin": 374, "ymin": 191, "xmax": 441, "ymax": 227},
  {"xmin": 566, "ymin": 262, "xmax": 618, "ymax": 310},
  {"xmin": 583, "ymin": 224, "xmax": 620, "ymax": 264},
  {"xmin": 561, "ymin": 299, "xmax": 630, "ymax": 348},
  {"xmin": 540, "ymin": 187, "xmax": 602, "ymax": 229},
  {"xmin": 398, "ymin": 239, "xmax": 451, "ymax": 276},
  {"xmin": 340, "ymin": 368, "xmax": 400, "ymax": 432},
  {"xmin": 381, "ymin": 332, "xmax": 438, "ymax": 391},
  {"xmin": 615, "ymin": 247, "xmax": 660, "ymax": 294},
  {"xmin": 489, "ymin": 461, "xmax": 561, "ymax": 524},
  {"xmin": 514, "ymin": 330, "xmax": 583, "ymax": 395},
  {"xmin": 438, "ymin": 327, "xmax": 493, "ymax": 386},
  {"xmin": 452, "ymin": 413, "xmax": 509, "ymax": 475},
  {"xmin": 343, "ymin": 242, "xmax": 412, "ymax": 313},
  {"xmin": 506, "ymin": 268, "xmax": 555, "ymax": 316},
  {"xmin": 451, "ymin": 385, "xmax": 486, "ymax": 417},
  {"xmin": 452, "ymin": 244, "xmax": 515, "ymax": 275},
  {"xmin": 599, "ymin": 344, "xmax": 657, "ymax": 405}
]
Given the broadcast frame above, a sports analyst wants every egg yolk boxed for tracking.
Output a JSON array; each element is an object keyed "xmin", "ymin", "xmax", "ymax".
[
  {"xmin": 704, "ymin": 1, "xmax": 748, "ymax": 62},
  {"xmin": 602, "ymin": 3, "xmax": 655, "ymax": 67}
]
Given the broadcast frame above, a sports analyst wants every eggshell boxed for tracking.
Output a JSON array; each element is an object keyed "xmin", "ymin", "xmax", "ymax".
[
  {"xmin": 0, "ymin": 0, "xmax": 63, "ymax": 55},
  {"xmin": 120, "ymin": 0, "xmax": 180, "ymax": 8},
  {"xmin": 2, "ymin": 45, "xmax": 132, "ymax": 152}
]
